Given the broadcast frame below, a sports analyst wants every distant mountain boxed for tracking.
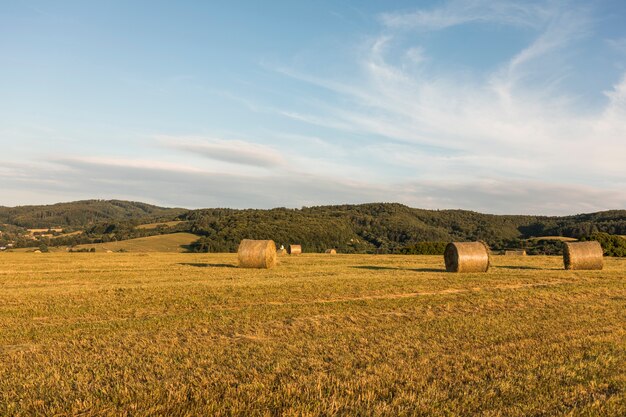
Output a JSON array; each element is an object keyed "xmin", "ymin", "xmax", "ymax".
[{"xmin": 0, "ymin": 199, "xmax": 187, "ymax": 228}]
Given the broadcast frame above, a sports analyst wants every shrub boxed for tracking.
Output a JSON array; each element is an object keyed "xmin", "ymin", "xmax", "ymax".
[{"xmin": 581, "ymin": 232, "xmax": 626, "ymax": 257}]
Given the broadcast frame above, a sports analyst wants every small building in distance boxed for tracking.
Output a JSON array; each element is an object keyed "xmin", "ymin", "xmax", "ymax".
[{"xmin": 504, "ymin": 249, "xmax": 527, "ymax": 256}]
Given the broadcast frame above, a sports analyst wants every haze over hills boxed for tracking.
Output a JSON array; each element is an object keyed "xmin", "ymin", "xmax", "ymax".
[{"xmin": 1, "ymin": 200, "xmax": 625, "ymax": 254}]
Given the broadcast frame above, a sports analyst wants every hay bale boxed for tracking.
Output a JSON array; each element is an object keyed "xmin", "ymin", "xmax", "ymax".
[
  {"xmin": 563, "ymin": 241, "xmax": 603, "ymax": 270},
  {"xmin": 325, "ymin": 249, "xmax": 337, "ymax": 254},
  {"xmin": 237, "ymin": 239, "xmax": 277, "ymax": 269},
  {"xmin": 288, "ymin": 244, "xmax": 302, "ymax": 255},
  {"xmin": 505, "ymin": 249, "xmax": 526, "ymax": 256},
  {"xmin": 444, "ymin": 242, "xmax": 490, "ymax": 273},
  {"xmin": 277, "ymin": 248, "xmax": 287, "ymax": 256}
]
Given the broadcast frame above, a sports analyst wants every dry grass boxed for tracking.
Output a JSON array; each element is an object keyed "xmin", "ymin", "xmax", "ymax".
[
  {"xmin": 71, "ymin": 232, "xmax": 199, "ymax": 252},
  {"xmin": 12, "ymin": 233, "xmax": 199, "ymax": 253},
  {"xmin": 135, "ymin": 220, "xmax": 187, "ymax": 230},
  {"xmin": 51, "ymin": 230, "xmax": 83, "ymax": 239},
  {"xmin": 27, "ymin": 228, "xmax": 64, "ymax": 234},
  {"xmin": 0, "ymin": 253, "xmax": 624, "ymax": 416},
  {"xmin": 527, "ymin": 236, "xmax": 578, "ymax": 242}
]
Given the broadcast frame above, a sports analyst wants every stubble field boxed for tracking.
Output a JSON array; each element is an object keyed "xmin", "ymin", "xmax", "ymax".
[{"xmin": 0, "ymin": 252, "xmax": 624, "ymax": 416}]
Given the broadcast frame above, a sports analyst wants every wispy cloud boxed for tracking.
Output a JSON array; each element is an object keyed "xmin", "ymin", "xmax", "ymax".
[
  {"xmin": 606, "ymin": 37, "xmax": 626, "ymax": 54},
  {"xmin": 2, "ymin": 1, "xmax": 624, "ymax": 214},
  {"xmin": 158, "ymin": 136, "xmax": 285, "ymax": 169},
  {"xmin": 491, "ymin": 5, "xmax": 592, "ymax": 96},
  {"xmin": 1, "ymin": 158, "xmax": 623, "ymax": 214},
  {"xmin": 270, "ymin": 1, "xmax": 625, "ymax": 189},
  {"xmin": 379, "ymin": 0, "xmax": 551, "ymax": 31}
]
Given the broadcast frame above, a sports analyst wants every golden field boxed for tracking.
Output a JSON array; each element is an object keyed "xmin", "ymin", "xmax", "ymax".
[
  {"xmin": 0, "ymin": 252, "xmax": 624, "ymax": 416},
  {"xmin": 14, "ymin": 232, "xmax": 199, "ymax": 253}
]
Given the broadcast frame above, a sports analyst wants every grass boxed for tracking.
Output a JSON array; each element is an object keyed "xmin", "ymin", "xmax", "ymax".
[
  {"xmin": 27, "ymin": 228, "xmax": 64, "ymax": 234},
  {"xmin": 526, "ymin": 236, "xmax": 578, "ymax": 242},
  {"xmin": 0, "ymin": 253, "xmax": 624, "ymax": 416},
  {"xmin": 14, "ymin": 232, "xmax": 199, "ymax": 253},
  {"xmin": 51, "ymin": 230, "xmax": 83, "ymax": 239},
  {"xmin": 71, "ymin": 232, "xmax": 199, "ymax": 252},
  {"xmin": 135, "ymin": 220, "xmax": 187, "ymax": 230}
]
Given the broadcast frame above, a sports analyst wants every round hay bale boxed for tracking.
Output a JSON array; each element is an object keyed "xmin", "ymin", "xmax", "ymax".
[
  {"xmin": 563, "ymin": 241, "xmax": 603, "ymax": 270},
  {"xmin": 325, "ymin": 249, "xmax": 337, "ymax": 254},
  {"xmin": 277, "ymin": 248, "xmax": 287, "ymax": 256},
  {"xmin": 238, "ymin": 239, "xmax": 277, "ymax": 269},
  {"xmin": 444, "ymin": 242, "xmax": 490, "ymax": 273},
  {"xmin": 288, "ymin": 244, "xmax": 302, "ymax": 255}
]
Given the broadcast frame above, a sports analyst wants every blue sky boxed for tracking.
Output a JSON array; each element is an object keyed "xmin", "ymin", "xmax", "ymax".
[{"xmin": 1, "ymin": 0, "xmax": 625, "ymax": 214}]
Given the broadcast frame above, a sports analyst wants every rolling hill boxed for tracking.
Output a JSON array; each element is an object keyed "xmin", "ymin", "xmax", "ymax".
[
  {"xmin": 1, "ymin": 200, "xmax": 625, "ymax": 254},
  {"xmin": 0, "ymin": 199, "xmax": 186, "ymax": 228}
]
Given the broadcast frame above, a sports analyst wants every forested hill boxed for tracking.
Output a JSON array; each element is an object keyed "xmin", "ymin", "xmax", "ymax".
[
  {"xmin": 1, "ymin": 201, "xmax": 625, "ymax": 253},
  {"xmin": 181, "ymin": 204, "xmax": 626, "ymax": 253},
  {"xmin": 0, "ymin": 199, "xmax": 185, "ymax": 228}
]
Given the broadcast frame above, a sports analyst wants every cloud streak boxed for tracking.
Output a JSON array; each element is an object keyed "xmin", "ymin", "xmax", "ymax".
[
  {"xmin": 159, "ymin": 136, "xmax": 286, "ymax": 169},
  {"xmin": 379, "ymin": 0, "xmax": 551, "ymax": 31},
  {"xmin": 1, "ymin": 157, "xmax": 623, "ymax": 215}
]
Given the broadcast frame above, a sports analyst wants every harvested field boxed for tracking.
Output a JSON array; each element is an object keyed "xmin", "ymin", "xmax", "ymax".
[
  {"xmin": 72, "ymin": 232, "xmax": 199, "ymax": 252},
  {"xmin": 0, "ymin": 253, "xmax": 624, "ymax": 416},
  {"xmin": 11, "ymin": 233, "xmax": 199, "ymax": 253},
  {"xmin": 135, "ymin": 220, "xmax": 187, "ymax": 230},
  {"xmin": 527, "ymin": 236, "xmax": 578, "ymax": 242}
]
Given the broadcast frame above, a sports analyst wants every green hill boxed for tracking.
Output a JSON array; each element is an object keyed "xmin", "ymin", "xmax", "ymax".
[
  {"xmin": 180, "ymin": 203, "xmax": 626, "ymax": 253},
  {"xmin": 0, "ymin": 199, "xmax": 185, "ymax": 228},
  {"xmin": 2, "ymin": 201, "xmax": 625, "ymax": 254}
]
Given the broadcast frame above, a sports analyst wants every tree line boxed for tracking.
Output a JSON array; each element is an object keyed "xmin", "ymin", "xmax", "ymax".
[{"xmin": 2, "ymin": 201, "xmax": 625, "ymax": 256}]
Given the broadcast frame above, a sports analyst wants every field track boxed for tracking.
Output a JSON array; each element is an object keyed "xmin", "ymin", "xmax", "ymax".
[{"xmin": 1, "ymin": 253, "xmax": 624, "ymax": 416}]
